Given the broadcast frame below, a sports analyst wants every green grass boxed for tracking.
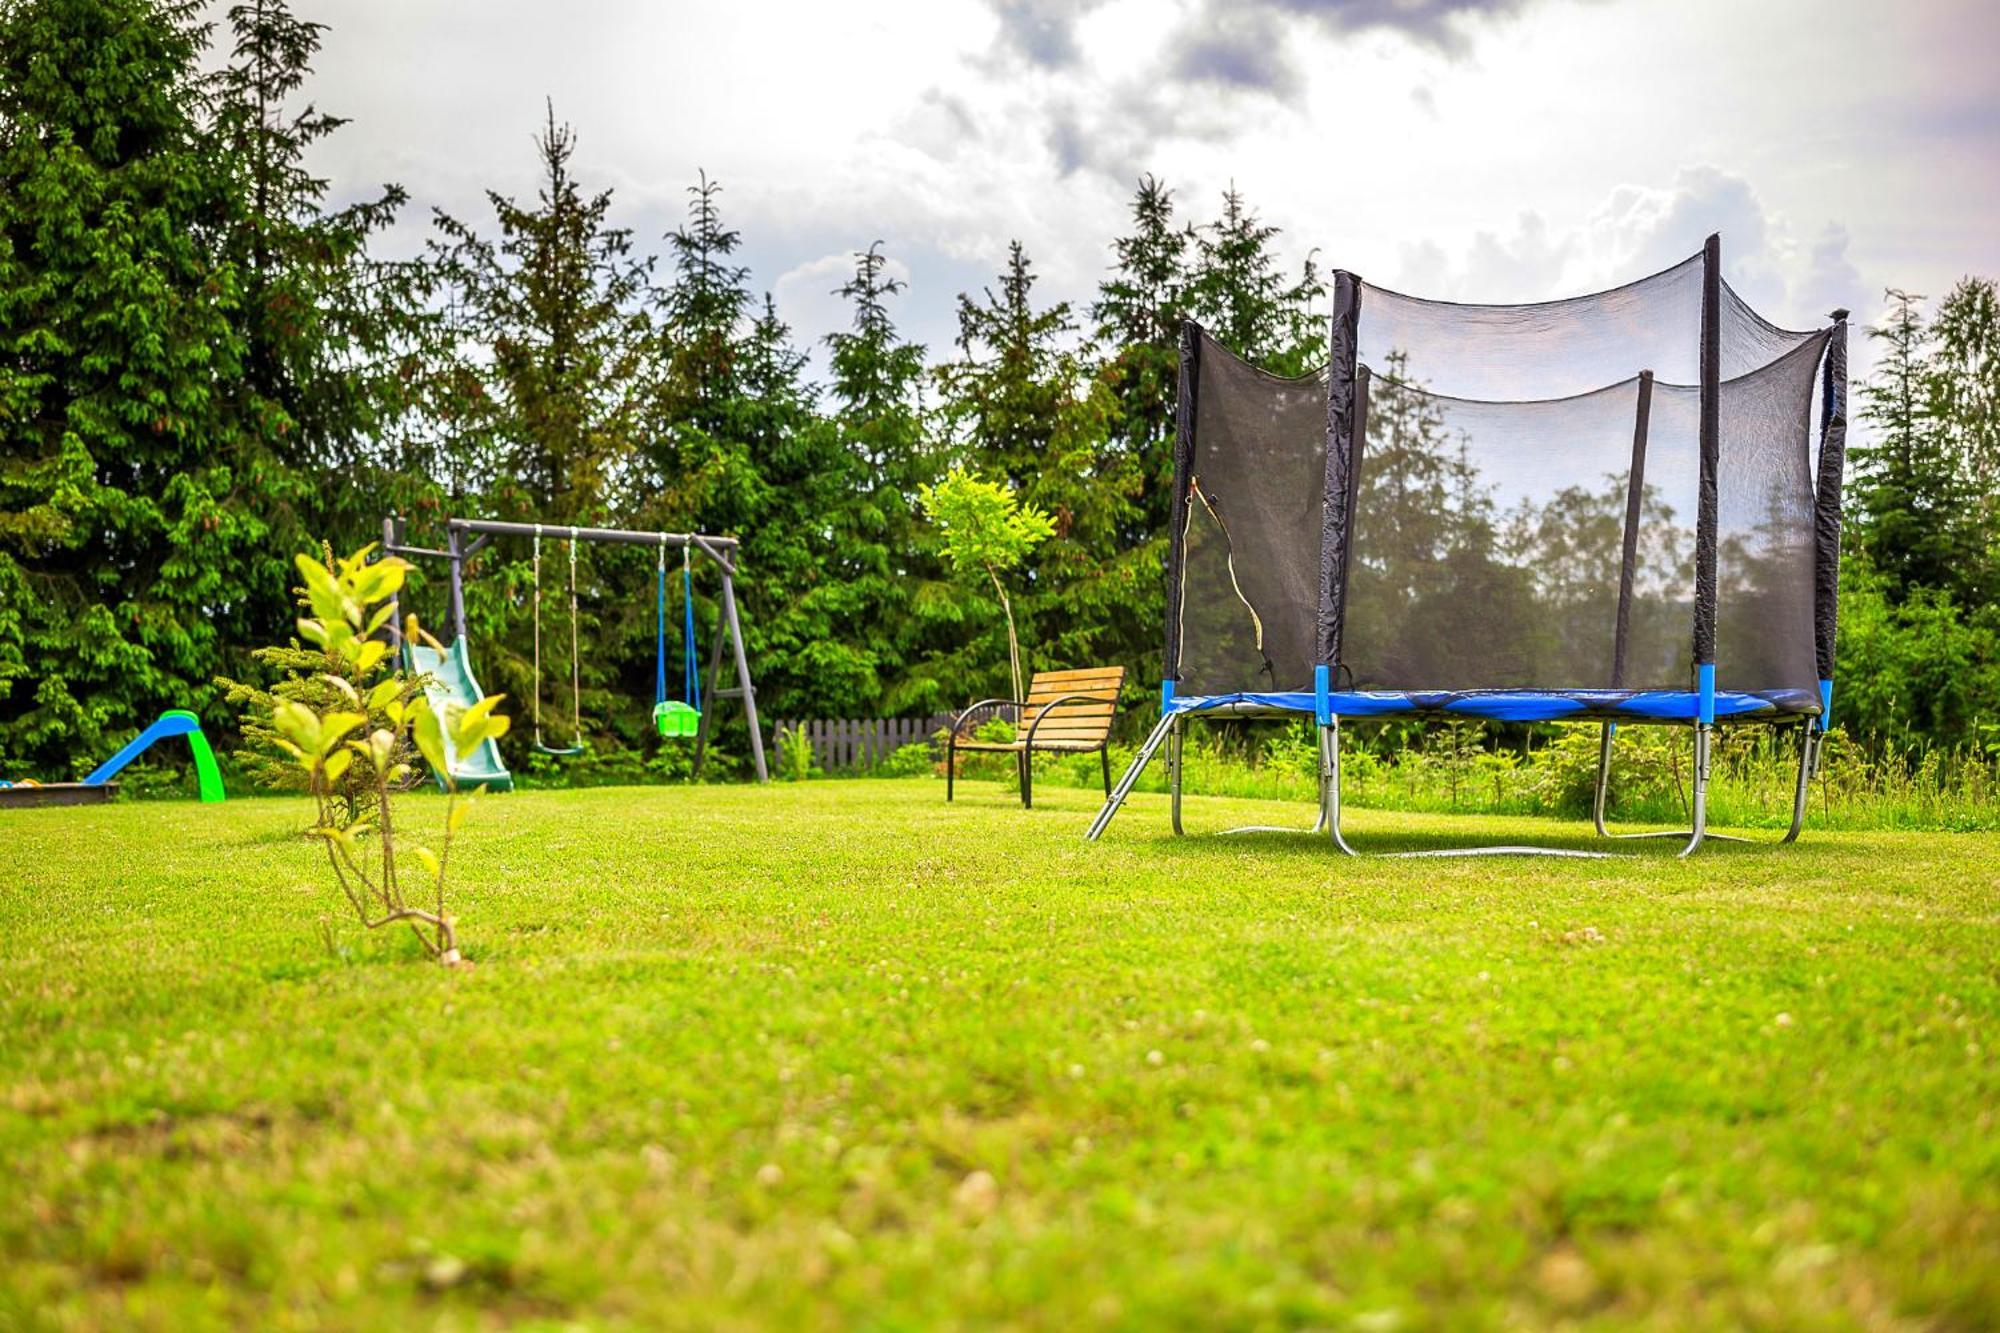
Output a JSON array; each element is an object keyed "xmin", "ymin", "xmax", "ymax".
[{"xmin": 3, "ymin": 780, "xmax": 1997, "ymax": 1329}]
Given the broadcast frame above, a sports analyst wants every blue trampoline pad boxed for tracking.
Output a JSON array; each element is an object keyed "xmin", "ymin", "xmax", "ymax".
[{"xmin": 1167, "ymin": 688, "xmax": 1820, "ymax": 723}]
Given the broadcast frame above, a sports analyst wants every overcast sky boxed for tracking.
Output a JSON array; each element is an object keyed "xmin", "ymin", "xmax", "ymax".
[{"xmin": 275, "ymin": 0, "xmax": 1999, "ymax": 382}]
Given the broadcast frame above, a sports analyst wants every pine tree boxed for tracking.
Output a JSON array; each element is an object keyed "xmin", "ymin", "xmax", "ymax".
[
  {"xmin": 1925, "ymin": 276, "xmax": 2000, "ymax": 601},
  {"xmin": 1092, "ymin": 175, "xmax": 1190, "ymax": 537},
  {"xmin": 0, "ymin": 0, "xmax": 263, "ymax": 774},
  {"xmin": 1852, "ymin": 290, "xmax": 1982, "ymax": 604},
  {"xmin": 425, "ymin": 104, "xmax": 656, "ymax": 753},
  {"xmin": 934, "ymin": 241, "xmax": 1141, "ymax": 699},
  {"xmin": 429, "ymin": 102, "xmax": 653, "ymax": 522},
  {"xmin": 1186, "ymin": 185, "xmax": 1326, "ymax": 375},
  {"xmin": 825, "ymin": 243, "xmax": 948, "ymax": 714}
]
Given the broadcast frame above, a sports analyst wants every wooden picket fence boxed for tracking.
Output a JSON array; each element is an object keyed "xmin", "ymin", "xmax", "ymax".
[{"xmin": 773, "ymin": 706, "xmax": 1015, "ymax": 773}]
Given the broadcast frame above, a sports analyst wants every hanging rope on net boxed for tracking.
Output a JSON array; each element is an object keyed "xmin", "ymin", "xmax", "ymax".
[
  {"xmin": 652, "ymin": 538, "xmax": 703, "ymax": 739},
  {"xmin": 532, "ymin": 525, "xmax": 587, "ymax": 756}
]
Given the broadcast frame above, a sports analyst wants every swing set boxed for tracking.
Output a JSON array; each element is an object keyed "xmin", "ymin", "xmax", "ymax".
[{"xmin": 381, "ymin": 515, "xmax": 768, "ymax": 783}]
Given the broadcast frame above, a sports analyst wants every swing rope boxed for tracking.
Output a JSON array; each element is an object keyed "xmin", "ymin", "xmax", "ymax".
[
  {"xmin": 532, "ymin": 524, "xmax": 543, "ymax": 745},
  {"xmin": 531, "ymin": 524, "xmax": 586, "ymax": 756},
  {"xmin": 683, "ymin": 544, "xmax": 702, "ymax": 714},
  {"xmin": 651, "ymin": 537, "xmax": 703, "ymax": 739},
  {"xmin": 567, "ymin": 529, "xmax": 582, "ymax": 745},
  {"xmin": 655, "ymin": 541, "xmax": 668, "ymax": 709}
]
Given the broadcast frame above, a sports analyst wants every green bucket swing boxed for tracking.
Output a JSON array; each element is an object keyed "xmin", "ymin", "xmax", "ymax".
[{"xmin": 653, "ymin": 542, "xmax": 702, "ymax": 739}]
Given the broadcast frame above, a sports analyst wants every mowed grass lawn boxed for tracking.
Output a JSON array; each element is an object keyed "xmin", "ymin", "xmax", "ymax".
[{"xmin": 3, "ymin": 780, "xmax": 1997, "ymax": 1330}]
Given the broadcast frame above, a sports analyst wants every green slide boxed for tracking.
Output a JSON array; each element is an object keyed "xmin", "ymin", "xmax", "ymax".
[{"xmin": 405, "ymin": 637, "xmax": 514, "ymax": 792}]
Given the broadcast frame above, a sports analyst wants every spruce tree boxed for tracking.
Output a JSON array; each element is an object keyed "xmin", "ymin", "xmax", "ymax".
[
  {"xmin": 1852, "ymin": 290, "xmax": 1981, "ymax": 604},
  {"xmin": 0, "ymin": 0, "xmax": 260, "ymax": 774},
  {"xmin": 734, "ymin": 294, "xmax": 878, "ymax": 715},
  {"xmin": 825, "ymin": 243, "xmax": 946, "ymax": 714},
  {"xmin": 646, "ymin": 172, "xmax": 757, "ymax": 536},
  {"xmin": 935, "ymin": 241, "xmax": 1141, "ymax": 698},
  {"xmin": 425, "ymin": 104, "xmax": 655, "ymax": 750},
  {"xmin": 1925, "ymin": 276, "xmax": 2000, "ymax": 601},
  {"xmin": 429, "ymin": 102, "xmax": 653, "ymax": 522},
  {"xmin": 646, "ymin": 180, "xmax": 881, "ymax": 723},
  {"xmin": 1186, "ymin": 185, "xmax": 1326, "ymax": 375},
  {"xmin": 1092, "ymin": 175, "xmax": 1190, "ymax": 538},
  {"xmin": 210, "ymin": 0, "xmax": 422, "ymax": 501}
]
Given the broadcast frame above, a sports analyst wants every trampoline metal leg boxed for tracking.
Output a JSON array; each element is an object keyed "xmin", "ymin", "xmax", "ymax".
[
  {"xmin": 1594, "ymin": 721, "xmax": 1812, "ymax": 854},
  {"xmin": 1678, "ymin": 724, "xmax": 1711, "ymax": 858},
  {"xmin": 1085, "ymin": 712, "xmax": 1178, "ymax": 842},
  {"xmin": 1325, "ymin": 715, "xmax": 1609, "ymax": 859},
  {"xmin": 1592, "ymin": 723, "xmax": 1616, "ymax": 838},
  {"xmin": 1783, "ymin": 723, "xmax": 1816, "ymax": 844},
  {"xmin": 1324, "ymin": 719, "xmax": 1361, "ymax": 856},
  {"xmin": 1591, "ymin": 720, "xmax": 1746, "ymax": 850}
]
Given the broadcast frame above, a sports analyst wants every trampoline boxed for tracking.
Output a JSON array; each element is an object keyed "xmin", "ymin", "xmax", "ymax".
[{"xmin": 1089, "ymin": 234, "xmax": 1850, "ymax": 856}]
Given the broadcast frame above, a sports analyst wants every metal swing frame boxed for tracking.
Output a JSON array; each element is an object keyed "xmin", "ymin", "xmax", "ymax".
[{"xmin": 380, "ymin": 515, "xmax": 768, "ymax": 782}]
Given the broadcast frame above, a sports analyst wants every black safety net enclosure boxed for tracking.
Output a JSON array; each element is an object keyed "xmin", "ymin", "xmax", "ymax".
[{"xmin": 1094, "ymin": 234, "xmax": 1850, "ymax": 856}]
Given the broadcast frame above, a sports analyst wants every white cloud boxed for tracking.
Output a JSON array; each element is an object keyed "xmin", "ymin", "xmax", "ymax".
[{"xmin": 261, "ymin": 0, "xmax": 1996, "ymax": 384}]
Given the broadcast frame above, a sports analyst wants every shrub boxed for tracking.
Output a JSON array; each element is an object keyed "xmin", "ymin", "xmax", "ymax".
[
  {"xmin": 263, "ymin": 545, "xmax": 509, "ymax": 966},
  {"xmin": 219, "ymin": 544, "xmax": 422, "ymax": 821},
  {"xmin": 873, "ymin": 741, "xmax": 937, "ymax": 779}
]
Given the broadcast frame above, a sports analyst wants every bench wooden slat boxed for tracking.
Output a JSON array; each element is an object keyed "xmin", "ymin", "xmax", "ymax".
[{"xmin": 1031, "ymin": 666, "xmax": 1125, "ymax": 682}]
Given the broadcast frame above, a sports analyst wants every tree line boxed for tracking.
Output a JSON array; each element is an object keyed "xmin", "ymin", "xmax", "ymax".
[{"xmin": 2, "ymin": 0, "xmax": 1995, "ymax": 779}]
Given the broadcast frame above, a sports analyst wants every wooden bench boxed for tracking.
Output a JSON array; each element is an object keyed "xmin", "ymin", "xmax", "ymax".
[{"xmin": 946, "ymin": 666, "xmax": 1126, "ymax": 808}]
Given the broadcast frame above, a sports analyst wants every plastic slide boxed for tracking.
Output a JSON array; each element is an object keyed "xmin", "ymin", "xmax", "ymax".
[
  {"xmin": 406, "ymin": 637, "xmax": 515, "ymax": 792},
  {"xmin": 83, "ymin": 709, "xmax": 226, "ymax": 800}
]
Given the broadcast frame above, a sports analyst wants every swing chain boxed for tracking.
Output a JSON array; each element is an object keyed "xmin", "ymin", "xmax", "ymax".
[{"xmin": 567, "ymin": 529, "xmax": 581, "ymax": 748}]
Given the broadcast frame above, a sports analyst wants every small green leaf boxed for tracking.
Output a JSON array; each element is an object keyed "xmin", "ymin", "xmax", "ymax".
[
  {"xmin": 413, "ymin": 703, "xmax": 448, "ymax": 784},
  {"xmin": 273, "ymin": 700, "xmax": 321, "ymax": 753},
  {"xmin": 368, "ymin": 677, "xmax": 401, "ymax": 711},
  {"xmin": 320, "ymin": 673, "xmax": 360, "ymax": 704},
  {"xmin": 451, "ymin": 693, "xmax": 509, "ymax": 750},
  {"xmin": 322, "ymin": 750, "xmax": 353, "ymax": 785},
  {"xmin": 353, "ymin": 639, "xmax": 389, "ymax": 674},
  {"xmin": 318, "ymin": 711, "xmax": 368, "ymax": 755},
  {"xmin": 447, "ymin": 798, "xmax": 471, "ymax": 836},
  {"xmin": 411, "ymin": 845, "xmax": 442, "ymax": 884},
  {"xmin": 295, "ymin": 554, "xmax": 348, "ymax": 625}
]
